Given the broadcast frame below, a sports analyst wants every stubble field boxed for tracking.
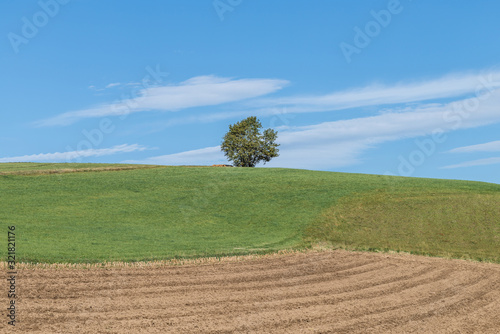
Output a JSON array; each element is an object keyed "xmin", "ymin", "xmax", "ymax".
[{"xmin": 4, "ymin": 249, "xmax": 500, "ymax": 333}]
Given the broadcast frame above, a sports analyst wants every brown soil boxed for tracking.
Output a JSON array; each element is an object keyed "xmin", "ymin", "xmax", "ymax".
[{"xmin": 3, "ymin": 250, "xmax": 500, "ymax": 333}]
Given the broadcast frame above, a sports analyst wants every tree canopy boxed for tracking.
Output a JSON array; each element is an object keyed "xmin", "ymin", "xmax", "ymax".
[{"xmin": 221, "ymin": 116, "xmax": 279, "ymax": 167}]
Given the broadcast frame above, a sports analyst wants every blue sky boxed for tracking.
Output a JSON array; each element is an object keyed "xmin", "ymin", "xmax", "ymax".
[{"xmin": 1, "ymin": 0, "xmax": 500, "ymax": 184}]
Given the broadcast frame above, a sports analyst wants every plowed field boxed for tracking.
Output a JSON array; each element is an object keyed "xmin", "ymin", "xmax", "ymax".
[{"xmin": 4, "ymin": 250, "xmax": 500, "ymax": 333}]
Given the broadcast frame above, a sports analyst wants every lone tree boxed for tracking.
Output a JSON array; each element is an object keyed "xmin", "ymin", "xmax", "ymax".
[{"xmin": 221, "ymin": 116, "xmax": 279, "ymax": 167}]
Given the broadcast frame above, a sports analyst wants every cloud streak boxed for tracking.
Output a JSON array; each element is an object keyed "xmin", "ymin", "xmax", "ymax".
[
  {"xmin": 254, "ymin": 70, "xmax": 500, "ymax": 111},
  {"xmin": 442, "ymin": 157, "xmax": 500, "ymax": 169},
  {"xmin": 0, "ymin": 144, "xmax": 148, "ymax": 163},
  {"xmin": 123, "ymin": 146, "xmax": 225, "ymax": 166},
  {"xmin": 36, "ymin": 76, "xmax": 289, "ymax": 127},
  {"xmin": 449, "ymin": 140, "xmax": 500, "ymax": 153}
]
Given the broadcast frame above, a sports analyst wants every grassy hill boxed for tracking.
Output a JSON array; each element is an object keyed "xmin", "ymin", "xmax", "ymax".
[{"xmin": 1, "ymin": 163, "xmax": 499, "ymax": 263}]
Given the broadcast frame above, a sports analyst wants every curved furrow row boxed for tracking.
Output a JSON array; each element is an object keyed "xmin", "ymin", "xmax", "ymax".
[{"xmin": 9, "ymin": 250, "xmax": 500, "ymax": 334}]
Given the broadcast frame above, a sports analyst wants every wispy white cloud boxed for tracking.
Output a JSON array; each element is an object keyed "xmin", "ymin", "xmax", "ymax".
[
  {"xmin": 135, "ymin": 88, "xmax": 500, "ymax": 170},
  {"xmin": 267, "ymin": 90, "xmax": 500, "ymax": 169},
  {"xmin": 123, "ymin": 146, "xmax": 225, "ymax": 166},
  {"xmin": 105, "ymin": 82, "xmax": 121, "ymax": 89},
  {"xmin": 88, "ymin": 82, "xmax": 124, "ymax": 92},
  {"xmin": 448, "ymin": 140, "xmax": 500, "ymax": 153},
  {"xmin": 145, "ymin": 69, "xmax": 500, "ymax": 131},
  {"xmin": 253, "ymin": 70, "xmax": 500, "ymax": 111},
  {"xmin": 37, "ymin": 76, "xmax": 289, "ymax": 127},
  {"xmin": 444, "ymin": 139, "xmax": 500, "ymax": 169},
  {"xmin": 0, "ymin": 144, "xmax": 148, "ymax": 163},
  {"xmin": 266, "ymin": 141, "xmax": 371, "ymax": 170},
  {"xmin": 442, "ymin": 157, "xmax": 500, "ymax": 169}
]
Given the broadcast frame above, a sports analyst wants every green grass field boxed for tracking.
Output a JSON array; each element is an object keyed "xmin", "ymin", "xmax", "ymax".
[{"xmin": 1, "ymin": 163, "xmax": 499, "ymax": 263}]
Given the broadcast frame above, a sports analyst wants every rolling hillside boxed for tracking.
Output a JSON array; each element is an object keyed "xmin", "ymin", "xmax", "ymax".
[{"xmin": 1, "ymin": 163, "xmax": 499, "ymax": 263}]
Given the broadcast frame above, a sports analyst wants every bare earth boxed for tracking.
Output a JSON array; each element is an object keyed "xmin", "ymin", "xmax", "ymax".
[{"xmin": 3, "ymin": 250, "xmax": 500, "ymax": 333}]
